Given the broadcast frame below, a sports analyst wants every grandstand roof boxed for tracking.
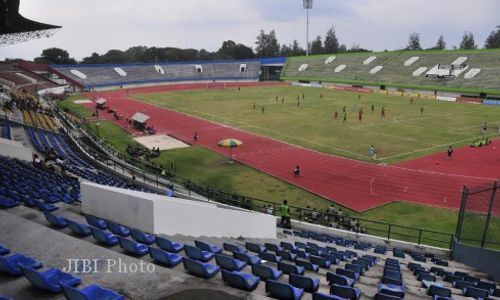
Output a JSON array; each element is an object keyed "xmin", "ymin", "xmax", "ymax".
[{"xmin": 0, "ymin": 0, "xmax": 61, "ymax": 45}]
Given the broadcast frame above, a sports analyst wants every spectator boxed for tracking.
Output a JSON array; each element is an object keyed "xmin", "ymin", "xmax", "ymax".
[{"xmin": 279, "ymin": 200, "xmax": 291, "ymax": 229}]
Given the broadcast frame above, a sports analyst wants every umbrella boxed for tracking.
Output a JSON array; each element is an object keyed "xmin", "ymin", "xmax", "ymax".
[{"xmin": 217, "ymin": 139, "xmax": 243, "ymax": 160}]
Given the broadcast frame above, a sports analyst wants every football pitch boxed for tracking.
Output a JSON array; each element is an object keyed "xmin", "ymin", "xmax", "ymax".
[{"xmin": 134, "ymin": 85, "xmax": 500, "ymax": 163}]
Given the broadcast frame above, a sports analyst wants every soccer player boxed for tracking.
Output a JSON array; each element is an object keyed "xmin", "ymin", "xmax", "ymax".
[
  {"xmin": 334, "ymin": 111, "xmax": 338, "ymax": 120},
  {"xmin": 381, "ymin": 107, "xmax": 386, "ymax": 118},
  {"xmin": 371, "ymin": 104, "xmax": 374, "ymax": 112},
  {"xmin": 343, "ymin": 113, "xmax": 347, "ymax": 124},
  {"xmin": 262, "ymin": 106, "xmax": 265, "ymax": 114},
  {"xmin": 483, "ymin": 122, "xmax": 488, "ymax": 134},
  {"xmin": 420, "ymin": 106, "xmax": 424, "ymax": 114},
  {"xmin": 253, "ymin": 102, "xmax": 256, "ymax": 111}
]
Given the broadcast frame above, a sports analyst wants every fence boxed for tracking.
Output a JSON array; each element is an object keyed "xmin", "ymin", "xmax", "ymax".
[
  {"xmin": 51, "ymin": 110, "xmax": 456, "ymax": 249},
  {"xmin": 455, "ymin": 181, "xmax": 499, "ymax": 250}
]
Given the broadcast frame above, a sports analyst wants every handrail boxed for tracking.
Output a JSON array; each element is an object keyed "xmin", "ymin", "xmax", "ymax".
[{"xmin": 50, "ymin": 109, "xmax": 456, "ymax": 249}]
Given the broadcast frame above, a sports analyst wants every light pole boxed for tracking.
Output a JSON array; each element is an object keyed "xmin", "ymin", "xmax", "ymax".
[{"xmin": 303, "ymin": 0, "xmax": 313, "ymax": 56}]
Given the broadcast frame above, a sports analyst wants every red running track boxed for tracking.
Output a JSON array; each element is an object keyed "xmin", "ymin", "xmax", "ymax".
[{"xmin": 84, "ymin": 84, "xmax": 499, "ymax": 212}]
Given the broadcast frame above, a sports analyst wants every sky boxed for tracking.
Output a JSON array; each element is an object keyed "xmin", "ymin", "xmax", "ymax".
[{"xmin": 1, "ymin": 0, "xmax": 499, "ymax": 61}]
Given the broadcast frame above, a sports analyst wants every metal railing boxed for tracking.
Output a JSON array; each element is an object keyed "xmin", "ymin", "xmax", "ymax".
[{"xmin": 52, "ymin": 109, "xmax": 456, "ymax": 249}]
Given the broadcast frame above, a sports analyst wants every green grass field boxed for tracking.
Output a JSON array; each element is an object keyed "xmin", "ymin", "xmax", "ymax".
[
  {"xmin": 59, "ymin": 85, "xmax": 500, "ymax": 246},
  {"xmin": 134, "ymin": 86, "xmax": 500, "ymax": 163}
]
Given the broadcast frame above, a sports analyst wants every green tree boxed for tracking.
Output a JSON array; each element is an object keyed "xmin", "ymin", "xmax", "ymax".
[
  {"xmin": 432, "ymin": 35, "xmax": 446, "ymax": 50},
  {"xmin": 311, "ymin": 36, "xmax": 324, "ymax": 54},
  {"xmin": 291, "ymin": 40, "xmax": 305, "ymax": 56},
  {"xmin": 406, "ymin": 32, "xmax": 422, "ymax": 50},
  {"xmin": 280, "ymin": 44, "xmax": 293, "ymax": 56},
  {"xmin": 218, "ymin": 40, "xmax": 255, "ymax": 59},
  {"xmin": 460, "ymin": 31, "xmax": 477, "ymax": 49},
  {"xmin": 255, "ymin": 29, "xmax": 280, "ymax": 57},
  {"xmin": 324, "ymin": 26, "xmax": 339, "ymax": 53},
  {"xmin": 485, "ymin": 25, "xmax": 500, "ymax": 49},
  {"xmin": 34, "ymin": 48, "xmax": 76, "ymax": 64}
]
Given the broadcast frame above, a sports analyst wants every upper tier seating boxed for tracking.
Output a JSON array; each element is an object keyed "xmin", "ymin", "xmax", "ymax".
[
  {"xmin": 51, "ymin": 59, "xmax": 261, "ymax": 89},
  {"xmin": 282, "ymin": 50, "xmax": 500, "ymax": 92}
]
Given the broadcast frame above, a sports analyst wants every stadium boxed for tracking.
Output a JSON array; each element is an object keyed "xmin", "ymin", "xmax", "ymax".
[{"xmin": 0, "ymin": 0, "xmax": 499, "ymax": 299}]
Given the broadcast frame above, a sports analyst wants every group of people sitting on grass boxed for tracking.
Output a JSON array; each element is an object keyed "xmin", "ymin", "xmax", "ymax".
[
  {"xmin": 126, "ymin": 144, "xmax": 160, "ymax": 159},
  {"xmin": 471, "ymin": 137, "xmax": 492, "ymax": 147}
]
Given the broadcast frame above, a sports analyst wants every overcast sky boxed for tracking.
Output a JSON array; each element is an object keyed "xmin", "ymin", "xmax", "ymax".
[{"xmin": 2, "ymin": 0, "xmax": 499, "ymax": 61}]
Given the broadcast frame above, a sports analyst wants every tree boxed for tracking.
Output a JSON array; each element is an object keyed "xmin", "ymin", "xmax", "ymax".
[
  {"xmin": 324, "ymin": 26, "xmax": 339, "ymax": 53},
  {"xmin": 460, "ymin": 31, "xmax": 477, "ymax": 49},
  {"xmin": 217, "ymin": 40, "xmax": 255, "ymax": 59},
  {"xmin": 485, "ymin": 25, "xmax": 500, "ymax": 49},
  {"xmin": 433, "ymin": 35, "xmax": 446, "ymax": 50},
  {"xmin": 34, "ymin": 48, "xmax": 76, "ymax": 64},
  {"xmin": 291, "ymin": 40, "xmax": 305, "ymax": 56},
  {"xmin": 255, "ymin": 29, "xmax": 280, "ymax": 57},
  {"xmin": 310, "ymin": 36, "xmax": 324, "ymax": 54},
  {"xmin": 338, "ymin": 44, "xmax": 347, "ymax": 52},
  {"xmin": 406, "ymin": 32, "xmax": 422, "ymax": 50},
  {"xmin": 280, "ymin": 44, "xmax": 293, "ymax": 57}
]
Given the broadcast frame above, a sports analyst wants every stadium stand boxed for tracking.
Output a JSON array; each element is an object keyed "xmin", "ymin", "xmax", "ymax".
[
  {"xmin": 50, "ymin": 59, "xmax": 263, "ymax": 90},
  {"xmin": 282, "ymin": 49, "xmax": 500, "ymax": 93}
]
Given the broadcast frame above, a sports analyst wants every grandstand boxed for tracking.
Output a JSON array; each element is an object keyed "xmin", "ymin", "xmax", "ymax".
[
  {"xmin": 50, "ymin": 59, "xmax": 264, "ymax": 90},
  {"xmin": 282, "ymin": 49, "xmax": 500, "ymax": 94}
]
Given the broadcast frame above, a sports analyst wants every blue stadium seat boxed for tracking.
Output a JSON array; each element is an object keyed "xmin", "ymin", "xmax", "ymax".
[
  {"xmin": 66, "ymin": 219, "xmax": 92, "ymax": 236},
  {"xmin": 43, "ymin": 211, "xmax": 68, "ymax": 228},
  {"xmin": 330, "ymin": 284, "xmax": 361, "ymax": 300},
  {"xmin": 233, "ymin": 251, "xmax": 261, "ymax": 266},
  {"xmin": 476, "ymin": 281, "xmax": 497, "ymax": 293},
  {"xmin": 251, "ymin": 264, "xmax": 282, "ymax": 280},
  {"xmin": 327, "ymin": 272, "xmax": 355, "ymax": 287},
  {"xmin": 156, "ymin": 237, "xmax": 184, "ymax": 253},
  {"xmin": 149, "ymin": 247, "xmax": 183, "ymax": 267},
  {"xmin": 428, "ymin": 285, "xmax": 452, "ymax": 298},
  {"xmin": 107, "ymin": 221, "xmax": 130, "ymax": 237},
  {"xmin": 118, "ymin": 237, "xmax": 149, "ymax": 256},
  {"xmin": 337, "ymin": 268, "xmax": 360, "ymax": 281},
  {"xmin": 245, "ymin": 242, "xmax": 266, "ymax": 253},
  {"xmin": 130, "ymin": 229, "xmax": 156, "ymax": 245},
  {"xmin": 374, "ymin": 293, "xmax": 403, "ymax": 300},
  {"xmin": 278, "ymin": 261, "xmax": 305, "ymax": 275},
  {"xmin": 312, "ymin": 292, "xmax": 346, "ymax": 300},
  {"xmin": 21, "ymin": 266, "xmax": 81, "ymax": 292},
  {"xmin": 292, "ymin": 249, "xmax": 311, "ymax": 259},
  {"xmin": 266, "ymin": 280, "xmax": 304, "ymax": 300},
  {"xmin": 183, "ymin": 257, "xmax": 220, "ymax": 279},
  {"xmin": 289, "ymin": 273, "xmax": 320, "ymax": 293},
  {"xmin": 259, "ymin": 251, "xmax": 282, "ymax": 263},
  {"xmin": 195, "ymin": 240, "xmax": 223, "ymax": 254},
  {"xmin": 221, "ymin": 269, "xmax": 259, "ymax": 291},
  {"xmin": 61, "ymin": 282, "xmax": 125, "ymax": 300},
  {"xmin": 280, "ymin": 242, "xmax": 297, "ymax": 251},
  {"xmin": 215, "ymin": 254, "xmax": 247, "ymax": 271},
  {"xmin": 310, "ymin": 255, "xmax": 331, "ymax": 269},
  {"xmin": 265, "ymin": 242, "xmax": 284, "ymax": 252},
  {"xmin": 295, "ymin": 259, "xmax": 319, "ymax": 272},
  {"xmin": 223, "ymin": 242, "xmax": 247, "ymax": 253},
  {"xmin": 463, "ymin": 287, "xmax": 489, "ymax": 298},
  {"xmin": 90, "ymin": 227, "xmax": 119, "ymax": 246},
  {"xmin": 0, "ymin": 197, "xmax": 19, "ymax": 208},
  {"xmin": 0, "ymin": 253, "xmax": 43, "ymax": 275},
  {"xmin": 0, "ymin": 244, "xmax": 10, "ymax": 256},
  {"xmin": 378, "ymin": 283, "xmax": 405, "ymax": 298},
  {"xmin": 276, "ymin": 250, "xmax": 297, "ymax": 262},
  {"xmin": 184, "ymin": 245, "xmax": 214, "ymax": 262},
  {"xmin": 85, "ymin": 215, "xmax": 108, "ymax": 230}
]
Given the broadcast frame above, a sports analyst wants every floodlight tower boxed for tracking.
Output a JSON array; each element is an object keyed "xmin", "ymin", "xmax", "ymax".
[{"xmin": 303, "ymin": 0, "xmax": 313, "ymax": 56}]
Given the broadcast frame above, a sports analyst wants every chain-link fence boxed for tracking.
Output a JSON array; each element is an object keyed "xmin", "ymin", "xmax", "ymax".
[{"xmin": 456, "ymin": 181, "xmax": 499, "ymax": 250}]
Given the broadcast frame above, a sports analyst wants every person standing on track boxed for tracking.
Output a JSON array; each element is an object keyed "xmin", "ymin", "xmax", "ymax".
[
  {"xmin": 294, "ymin": 165, "xmax": 301, "ymax": 177},
  {"xmin": 447, "ymin": 145, "xmax": 453, "ymax": 160},
  {"xmin": 194, "ymin": 132, "xmax": 199, "ymax": 142},
  {"xmin": 369, "ymin": 145, "xmax": 376, "ymax": 160}
]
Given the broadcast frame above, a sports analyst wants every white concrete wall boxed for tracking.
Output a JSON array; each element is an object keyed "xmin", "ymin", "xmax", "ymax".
[
  {"xmin": 81, "ymin": 182, "xmax": 276, "ymax": 239},
  {"xmin": 0, "ymin": 138, "xmax": 33, "ymax": 161},
  {"xmin": 81, "ymin": 182, "xmax": 157, "ymax": 233}
]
